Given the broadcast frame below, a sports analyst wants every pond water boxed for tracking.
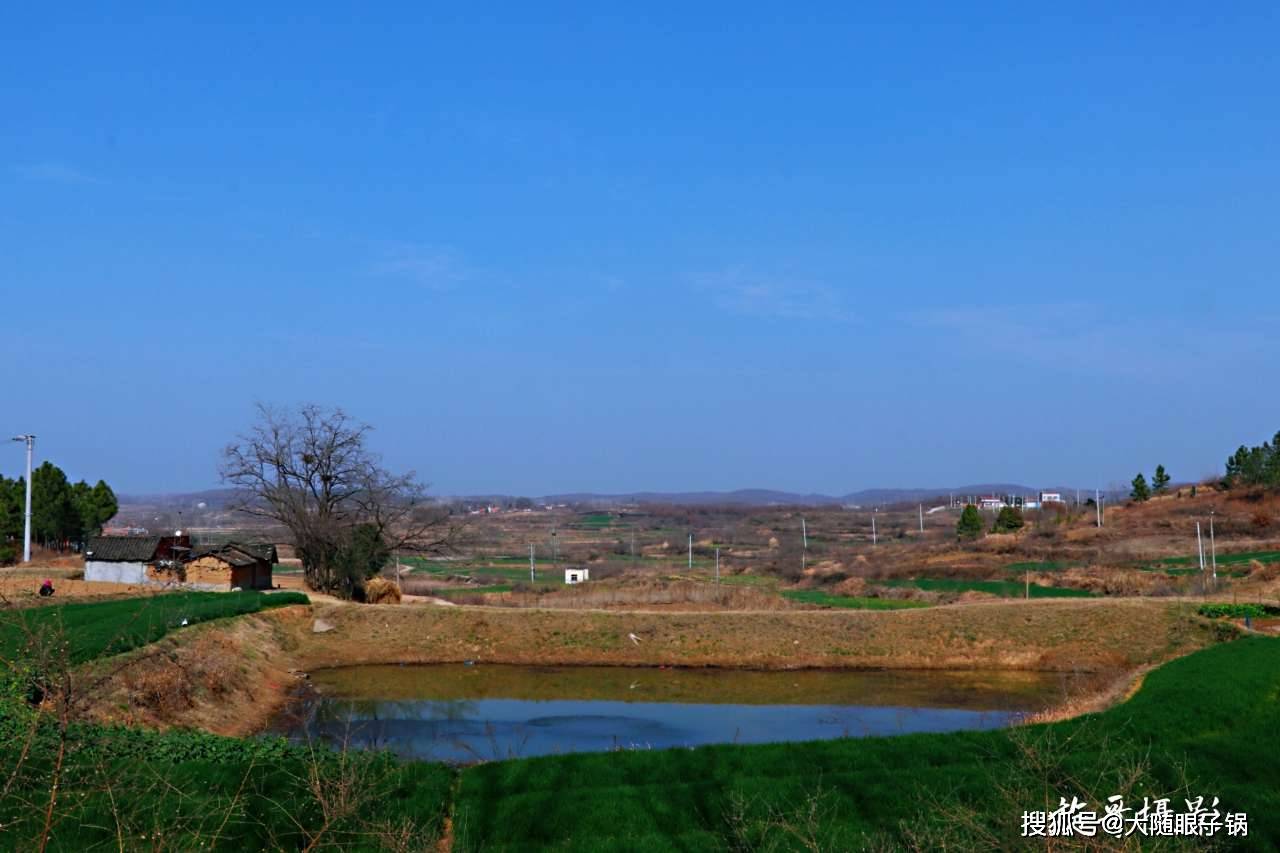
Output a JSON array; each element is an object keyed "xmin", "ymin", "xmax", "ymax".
[{"xmin": 270, "ymin": 664, "xmax": 1085, "ymax": 763}]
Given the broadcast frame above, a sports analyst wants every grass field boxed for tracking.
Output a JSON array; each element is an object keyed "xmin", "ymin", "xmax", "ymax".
[
  {"xmin": 880, "ymin": 577, "xmax": 1094, "ymax": 599},
  {"xmin": 0, "ymin": 596, "xmax": 1261, "ymax": 849},
  {"xmin": 780, "ymin": 589, "xmax": 929, "ymax": 610},
  {"xmin": 0, "ymin": 590, "xmax": 309, "ymax": 665}
]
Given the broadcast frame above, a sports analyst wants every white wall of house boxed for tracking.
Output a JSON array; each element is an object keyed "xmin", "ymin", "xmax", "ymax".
[
  {"xmin": 85, "ymin": 560, "xmax": 148, "ymax": 584},
  {"xmin": 564, "ymin": 568, "xmax": 590, "ymax": 584}
]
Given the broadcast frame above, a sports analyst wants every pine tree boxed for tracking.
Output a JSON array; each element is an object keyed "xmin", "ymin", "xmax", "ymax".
[
  {"xmin": 1152, "ymin": 465, "xmax": 1171, "ymax": 494},
  {"xmin": 992, "ymin": 505, "xmax": 1025, "ymax": 533},
  {"xmin": 956, "ymin": 504, "xmax": 984, "ymax": 540},
  {"xmin": 1131, "ymin": 473, "xmax": 1151, "ymax": 502}
]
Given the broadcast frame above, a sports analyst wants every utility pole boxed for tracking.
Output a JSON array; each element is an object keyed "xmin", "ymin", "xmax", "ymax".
[
  {"xmin": 715, "ymin": 547, "xmax": 720, "ymax": 585},
  {"xmin": 918, "ymin": 504, "xmax": 924, "ymax": 534},
  {"xmin": 801, "ymin": 517, "xmax": 807, "ymax": 549},
  {"xmin": 688, "ymin": 533, "xmax": 692, "ymax": 570},
  {"xmin": 1196, "ymin": 522, "xmax": 1206, "ymax": 590},
  {"xmin": 11, "ymin": 435, "xmax": 34, "ymax": 563},
  {"xmin": 871, "ymin": 513, "xmax": 877, "ymax": 546},
  {"xmin": 1210, "ymin": 510, "xmax": 1217, "ymax": 586},
  {"xmin": 530, "ymin": 543, "xmax": 536, "ymax": 583},
  {"xmin": 1095, "ymin": 489, "xmax": 1102, "ymax": 528}
]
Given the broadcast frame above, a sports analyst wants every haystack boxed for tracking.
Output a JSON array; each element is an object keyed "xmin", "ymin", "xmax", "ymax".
[{"xmin": 363, "ymin": 576, "xmax": 402, "ymax": 604}]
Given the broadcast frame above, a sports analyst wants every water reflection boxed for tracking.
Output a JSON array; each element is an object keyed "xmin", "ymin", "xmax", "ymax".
[{"xmin": 271, "ymin": 664, "xmax": 1085, "ymax": 763}]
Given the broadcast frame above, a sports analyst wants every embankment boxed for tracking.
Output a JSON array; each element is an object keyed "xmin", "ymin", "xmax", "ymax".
[
  {"xmin": 294, "ymin": 597, "xmax": 1215, "ymax": 672},
  {"xmin": 76, "ymin": 598, "xmax": 1219, "ymax": 737}
]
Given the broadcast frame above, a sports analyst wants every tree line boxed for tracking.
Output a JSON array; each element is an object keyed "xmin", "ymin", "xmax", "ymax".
[
  {"xmin": 1223, "ymin": 431, "xmax": 1280, "ymax": 489},
  {"xmin": 0, "ymin": 463, "xmax": 118, "ymax": 563}
]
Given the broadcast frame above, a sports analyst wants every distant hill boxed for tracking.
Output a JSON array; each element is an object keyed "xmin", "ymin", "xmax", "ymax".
[
  {"xmin": 544, "ymin": 485, "xmax": 1046, "ymax": 507},
  {"xmin": 123, "ymin": 484, "xmax": 1075, "ymax": 511},
  {"xmin": 116, "ymin": 488, "xmax": 241, "ymax": 510}
]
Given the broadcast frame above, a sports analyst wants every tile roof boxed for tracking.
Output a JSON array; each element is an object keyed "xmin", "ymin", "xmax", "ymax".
[{"xmin": 86, "ymin": 536, "xmax": 165, "ymax": 562}]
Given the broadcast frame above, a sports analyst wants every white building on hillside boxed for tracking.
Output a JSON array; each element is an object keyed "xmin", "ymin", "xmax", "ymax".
[{"xmin": 564, "ymin": 567, "xmax": 590, "ymax": 584}]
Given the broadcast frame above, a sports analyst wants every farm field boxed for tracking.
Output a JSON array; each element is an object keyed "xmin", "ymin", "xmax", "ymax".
[{"xmin": 1, "ymin": 593, "xmax": 1273, "ymax": 849}]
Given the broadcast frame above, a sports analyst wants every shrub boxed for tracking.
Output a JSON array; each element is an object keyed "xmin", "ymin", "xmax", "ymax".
[
  {"xmin": 0, "ymin": 545, "xmax": 15, "ymax": 566},
  {"xmin": 991, "ymin": 506, "xmax": 1024, "ymax": 533},
  {"xmin": 1197, "ymin": 603, "xmax": 1280, "ymax": 619}
]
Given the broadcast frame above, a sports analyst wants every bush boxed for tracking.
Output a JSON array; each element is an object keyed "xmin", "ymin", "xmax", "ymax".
[
  {"xmin": 1198, "ymin": 603, "xmax": 1280, "ymax": 619},
  {"xmin": 0, "ymin": 544, "xmax": 15, "ymax": 566},
  {"xmin": 991, "ymin": 506, "xmax": 1024, "ymax": 533}
]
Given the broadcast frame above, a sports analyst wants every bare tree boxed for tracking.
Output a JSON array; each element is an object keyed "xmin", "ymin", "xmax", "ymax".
[{"xmin": 220, "ymin": 404, "xmax": 461, "ymax": 597}]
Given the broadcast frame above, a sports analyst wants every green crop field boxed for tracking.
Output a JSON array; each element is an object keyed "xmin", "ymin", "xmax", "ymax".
[
  {"xmin": 1005, "ymin": 559, "xmax": 1075, "ymax": 572},
  {"xmin": 2, "ymin": 597, "xmax": 1277, "ymax": 848},
  {"xmin": 781, "ymin": 589, "xmax": 930, "ymax": 610},
  {"xmin": 879, "ymin": 578, "xmax": 1094, "ymax": 598},
  {"xmin": 0, "ymin": 590, "xmax": 309, "ymax": 665},
  {"xmin": 433, "ymin": 584, "xmax": 515, "ymax": 596}
]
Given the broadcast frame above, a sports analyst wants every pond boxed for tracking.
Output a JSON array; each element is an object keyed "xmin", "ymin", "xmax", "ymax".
[{"xmin": 269, "ymin": 664, "xmax": 1088, "ymax": 763}]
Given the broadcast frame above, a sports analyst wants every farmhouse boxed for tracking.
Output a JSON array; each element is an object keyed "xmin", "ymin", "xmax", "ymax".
[
  {"xmin": 564, "ymin": 567, "xmax": 590, "ymax": 584},
  {"xmin": 84, "ymin": 535, "xmax": 189, "ymax": 584},
  {"xmin": 184, "ymin": 543, "xmax": 276, "ymax": 590}
]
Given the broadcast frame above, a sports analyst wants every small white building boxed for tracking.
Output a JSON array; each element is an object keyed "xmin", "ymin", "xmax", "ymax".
[
  {"xmin": 84, "ymin": 535, "xmax": 188, "ymax": 584},
  {"xmin": 1039, "ymin": 491, "xmax": 1064, "ymax": 504},
  {"xmin": 978, "ymin": 496, "xmax": 1007, "ymax": 511},
  {"xmin": 564, "ymin": 567, "xmax": 590, "ymax": 585}
]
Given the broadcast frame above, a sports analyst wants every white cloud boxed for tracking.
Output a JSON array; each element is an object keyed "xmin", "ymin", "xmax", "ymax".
[
  {"xmin": 14, "ymin": 162, "xmax": 103, "ymax": 185},
  {"xmin": 368, "ymin": 243, "xmax": 471, "ymax": 290},
  {"xmin": 694, "ymin": 267, "xmax": 853, "ymax": 322}
]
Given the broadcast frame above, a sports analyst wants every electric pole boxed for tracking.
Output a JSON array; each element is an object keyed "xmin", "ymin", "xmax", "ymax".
[
  {"xmin": 530, "ymin": 543, "xmax": 536, "ymax": 583},
  {"xmin": 1095, "ymin": 489, "xmax": 1102, "ymax": 528},
  {"xmin": 688, "ymin": 533, "xmax": 692, "ymax": 570},
  {"xmin": 715, "ymin": 547, "xmax": 720, "ymax": 585},
  {"xmin": 11, "ymin": 435, "xmax": 34, "ymax": 563},
  {"xmin": 872, "ymin": 512, "xmax": 877, "ymax": 546},
  {"xmin": 918, "ymin": 504, "xmax": 924, "ymax": 534},
  {"xmin": 1210, "ymin": 510, "xmax": 1217, "ymax": 586},
  {"xmin": 1196, "ymin": 522, "xmax": 1206, "ymax": 590}
]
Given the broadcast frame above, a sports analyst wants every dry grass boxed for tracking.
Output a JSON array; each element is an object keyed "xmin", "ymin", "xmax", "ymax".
[
  {"xmin": 363, "ymin": 576, "xmax": 402, "ymax": 604},
  {"xmin": 75, "ymin": 605, "xmax": 311, "ymax": 736},
  {"xmin": 290, "ymin": 597, "xmax": 1219, "ymax": 674},
  {"xmin": 1019, "ymin": 664, "xmax": 1154, "ymax": 725},
  {"xmin": 492, "ymin": 577, "xmax": 795, "ymax": 611}
]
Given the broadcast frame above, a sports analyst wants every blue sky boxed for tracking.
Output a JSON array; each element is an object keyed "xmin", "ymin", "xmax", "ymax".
[{"xmin": 2, "ymin": 3, "xmax": 1278, "ymax": 496}]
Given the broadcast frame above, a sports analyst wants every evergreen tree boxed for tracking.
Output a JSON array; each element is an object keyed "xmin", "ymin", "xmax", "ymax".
[
  {"xmin": 31, "ymin": 462, "xmax": 81, "ymax": 545},
  {"xmin": 992, "ymin": 505, "xmax": 1025, "ymax": 533},
  {"xmin": 956, "ymin": 504, "xmax": 984, "ymax": 539},
  {"xmin": 1152, "ymin": 465, "xmax": 1171, "ymax": 494},
  {"xmin": 73, "ymin": 479, "xmax": 118, "ymax": 537},
  {"xmin": 1131, "ymin": 473, "xmax": 1151, "ymax": 502}
]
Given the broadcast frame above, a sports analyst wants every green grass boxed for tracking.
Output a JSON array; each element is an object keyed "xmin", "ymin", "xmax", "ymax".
[
  {"xmin": 1198, "ymin": 602, "xmax": 1280, "ymax": 619},
  {"xmin": 0, "ymin": 590, "xmax": 309, "ymax": 666},
  {"xmin": 879, "ymin": 577, "xmax": 1094, "ymax": 598},
  {"xmin": 1005, "ymin": 559, "xmax": 1075, "ymax": 572},
  {"xmin": 781, "ymin": 589, "xmax": 930, "ymax": 610},
  {"xmin": 433, "ymin": 584, "xmax": 514, "ymax": 596},
  {"xmin": 572, "ymin": 513, "xmax": 614, "ymax": 529},
  {"xmin": 0, "ymin": 706, "xmax": 452, "ymax": 850},
  {"xmin": 453, "ymin": 635, "xmax": 1280, "ymax": 850},
  {"xmin": 2, "ymin": 596, "xmax": 1279, "ymax": 848}
]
